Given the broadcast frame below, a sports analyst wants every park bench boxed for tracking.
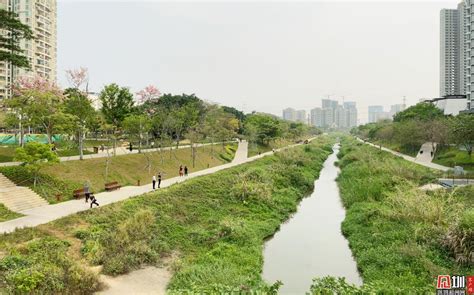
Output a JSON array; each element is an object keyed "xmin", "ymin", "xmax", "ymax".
[
  {"xmin": 105, "ymin": 181, "xmax": 121, "ymax": 192},
  {"xmin": 73, "ymin": 188, "xmax": 87, "ymax": 199}
]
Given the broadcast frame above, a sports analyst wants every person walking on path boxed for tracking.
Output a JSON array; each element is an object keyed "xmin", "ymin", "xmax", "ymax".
[
  {"xmin": 129, "ymin": 142, "xmax": 133, "ymax": 152},
  {"xmin": 157, "ymin": 172, "xmax": 162, "ymax": 188},
  {"xmin": 184, "ymin": 166, "xmax": 188, "ymax": 176},
  {"xmin": 179, "ymin": 165, "xmax": 184, "ymax": 177},
  {"xmin": 152, "ymin": 175, "xmax": 157, "ymax": 190},
  {"xmin": 84, "ymin": 182, "xmax": 91, "ymax": 203},
  {"xmin": 89, "ymin": 194, "xmax": 99, "ymax": 208}
]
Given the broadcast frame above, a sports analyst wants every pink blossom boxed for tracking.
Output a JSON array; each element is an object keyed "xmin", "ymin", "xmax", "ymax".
[
  {"xmin": 12, "ymin": 76, "xmax": 63, "ymax": 97},
  {"xmin": 66, "ymin": 67, "xmax": 89, "ymax": 90},
  {"xmin": 136, "ymin": 85, "xmax": 161, "ymax": 105}
]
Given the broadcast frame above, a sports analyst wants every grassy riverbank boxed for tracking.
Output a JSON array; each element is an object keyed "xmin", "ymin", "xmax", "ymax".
[
  {"xmin": 0, "ymin": 136, "xmax": 333, "ymax": 293},
  {"xmin": 326, "ymin": 138, "xmax": 473, "ymax": 292},
  {"xmin": 0, "ymin": 144, "xmax": 235, "ymax": 205}
]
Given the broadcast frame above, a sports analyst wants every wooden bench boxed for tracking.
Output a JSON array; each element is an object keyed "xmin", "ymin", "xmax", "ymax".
[
  {"xmin": 105, "ymin": 181, "xmax": 121, "ymax": 192},
  {"xmin": 73, "ymin": 188, "xmax": 87, "ymax": 199}
]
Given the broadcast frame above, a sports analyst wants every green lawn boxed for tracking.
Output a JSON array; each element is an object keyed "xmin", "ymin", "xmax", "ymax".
[
  {"xmin": 327, "ymin": 137, "xmax": 473, "ymax": 293},
  {"xmin": 0, "ymin": 146, "xmax": 16, "ymax": 163},
  {"xmin": 372, "ymin": 139, "xmax": 420, "ymax": 157},
  {"xmin": 0, "ymin": 137, "xmax": 334, "ymax": 294},
  {"xmin": 0, "ymin": 204, "xmax": 23, "ymax": 222},
  {"xmin": 0, "ymin": 144, "xmax": 236, "ymax": 204},
  {"xmin": 433, "ymin": 145, "xmax": 474, "ymax": 171}
]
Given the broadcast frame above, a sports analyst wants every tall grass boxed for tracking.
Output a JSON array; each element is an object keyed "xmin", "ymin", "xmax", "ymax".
[
  {"xmin": 334, "ymin": 137, "xmax": 473, "ymax": 291},
  {"xmin": 0, "ymin": 136, "xmax": 334, "ymax": 293}
]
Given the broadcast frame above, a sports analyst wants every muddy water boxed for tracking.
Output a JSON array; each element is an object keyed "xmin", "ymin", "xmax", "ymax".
[{"xmin": 262, "ymin": 144, "xmax": 362, "ymax": 294}]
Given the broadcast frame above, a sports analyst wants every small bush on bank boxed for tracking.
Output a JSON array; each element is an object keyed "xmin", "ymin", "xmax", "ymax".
[{"xmin": 0, "ymin": 237, "xmax": 99, "ymax": 294}]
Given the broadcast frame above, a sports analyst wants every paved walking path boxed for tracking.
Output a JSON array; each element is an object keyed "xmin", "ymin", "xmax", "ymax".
[
  {"xmin": 415, "ymin": 142, "xmax": 436, "ymax": 163},
  {"xmin": 0, "ymin": 142, "xmax": 232, "ymax": 167},
  {"xmin": 356, "ymin": 138, "xmax": 450, "ymax": 172},
  {"xmin": 0, "ymin": 139, "xmax": 313, "ymax": 234}
]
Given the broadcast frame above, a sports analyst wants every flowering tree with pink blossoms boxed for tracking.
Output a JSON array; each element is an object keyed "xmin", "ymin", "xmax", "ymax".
[
  {"xmin": 65, "ymin": 67, "xmax": 89, "ymax": 92},
  {"xmin": 136, "ymin": 85, "xmax": 161, "ymax": 105},
  {"xmin": 6, "ymin": 76, "xmax": 67, "ymax": 145}
]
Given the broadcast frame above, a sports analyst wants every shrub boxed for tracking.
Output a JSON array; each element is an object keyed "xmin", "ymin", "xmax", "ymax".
[
  {"xmin": 0, "ymin": 237, "xmax": 99, "ymax": 294},
  {"xmin": 443, "ymin": 208, "xmax": 474, "ymax": 266}
]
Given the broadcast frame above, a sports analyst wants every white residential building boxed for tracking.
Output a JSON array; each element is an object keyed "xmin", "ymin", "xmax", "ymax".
[
  {"xmin": 310, "ymin": 107, "xmax": 323, "ymax": 127},
  {"xmin": 295, "ymin": 110, "xmax": 307, "ymax": 123},
  {"xmin": 0, "ymin": 0, "xmax": 57, "ymax": 100},
  {"xmin": 282, "ymin": 108, "xmax": 296, "ymax": 122}
]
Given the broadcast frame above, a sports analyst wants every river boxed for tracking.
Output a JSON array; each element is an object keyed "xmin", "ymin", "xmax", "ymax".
[{"xmin": 262, "ymin": 144, "xmax": 362, "ymax": 294}]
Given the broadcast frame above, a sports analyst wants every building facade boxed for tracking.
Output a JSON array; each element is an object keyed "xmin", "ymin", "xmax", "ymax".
[
  {"xmin": 368, "ymin": 105, "xmax": 384, "ymax": 123},
  {"xmin": 282, "ymin": 108, "xmax": 296, "ymax": 121},
  {"xmin": 440, "ymin": 1, "xmax": 474, "ymax": 110},
  {"xmin": 310, "ymin": 107, "xmax": 323, "ymax": 127},
  {"xmin": 295, "ymin": 110, "xmax": 307, "ymax": 123},
  {"xmin": 0, "ymin": 0, "xmax": 57, "ymax": 100},
  {"xmin": 440, "ymin": 8, "xmax": 463, "ymax": 97}
]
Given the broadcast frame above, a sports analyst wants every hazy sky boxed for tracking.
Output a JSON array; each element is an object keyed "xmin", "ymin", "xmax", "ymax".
[{"xmin": 57, "ymin": 0, "xmax": 461, "ymax": 122}]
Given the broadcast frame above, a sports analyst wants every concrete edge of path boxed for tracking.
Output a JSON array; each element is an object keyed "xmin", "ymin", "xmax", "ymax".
[
  {"xmin": 0, "ymin": 137, "xmax": 318, "ymax": 234},
  {"xmin": 355, "ymin": 137, "xmax": 451, "ymax": 172}
]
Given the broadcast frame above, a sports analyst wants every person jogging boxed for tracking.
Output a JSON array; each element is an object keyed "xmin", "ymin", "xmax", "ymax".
[
  {"xmin": 89, "ymin": 194, "xmax": 99, "ymax": 208},
  {"xmin": 152, "ymin": 175, "xmax": 157, "ymax": 190}
]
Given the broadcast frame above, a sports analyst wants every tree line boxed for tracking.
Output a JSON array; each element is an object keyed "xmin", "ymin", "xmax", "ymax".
[
  {"xmin": 352, "ymin": 102, "xmax": 474, "ymax": 158},
  {"xmin": 1, "ymin": 68, "xmax": 319, "ymax": 163}
]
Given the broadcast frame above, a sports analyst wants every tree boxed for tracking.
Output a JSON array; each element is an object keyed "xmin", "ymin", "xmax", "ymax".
[
  {"xmin": 123, "ymin": 114, "xmax": 152, "ymax": 154},
  {"xmin": 99, "ymin": 84, "xmax": 134, "ymax": 154},
  {"xmin": 7, "ymin": 76, "xmax": 65, "ymax": 145},
  {"xmin": 450, "ymin": 114, "xmax": 474, "ymax": 158},
  {"xmin": 14, "ymin": 142, "xmax": 59, "ymax": 187},
  {"xmin": 0, "ymin": 9, "xmax": 34, "ymax": 69},
  {"xmin": 423, "ymin": 118, "xmax": 449, "ymax": 151},
  {"xmin": 99, "ymin": 83, "xmax": 134, "ymax": 128},
  {"xmin": 244, "ymin": 114, "xmax": 282, "ymax": 145},
  {"xmin": 136, "ymin": 85, "xmax": 161, "ymax": 106},
  {"xmin": 65, "ymin": 67, "xmax": 89, "ymax": 91},
  {"xmin": 64, "ymin": 88, "xmax": 96, "ymax": 160},
  {"xmin": 393, "ymin": 102, "xmax": 444, "ymax": 122}
]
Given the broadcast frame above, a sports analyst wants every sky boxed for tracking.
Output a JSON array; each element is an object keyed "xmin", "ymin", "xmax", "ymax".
[{"xmin": 57, "ymin": 0, "xmax": 461, "ymax": 123}]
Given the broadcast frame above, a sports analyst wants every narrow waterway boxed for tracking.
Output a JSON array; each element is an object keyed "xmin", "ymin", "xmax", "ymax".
[{"xmin": 262, "ymin": 144, "xmax": 362, "ymax": 294}]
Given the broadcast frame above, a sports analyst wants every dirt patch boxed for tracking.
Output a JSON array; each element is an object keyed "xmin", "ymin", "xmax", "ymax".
[{"xmin": 96, "ymin": 266, "xmax": 172, "ymax": 295}]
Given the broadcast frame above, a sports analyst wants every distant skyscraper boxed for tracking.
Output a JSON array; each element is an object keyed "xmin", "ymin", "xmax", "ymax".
[
  {"xmin": 322, "ymin": 108, "xmax": 334, "ymax": 127},
  {"xmin": 389, "ymin": 104, "xmax": 405, "ymax": 117},
  {"xmin": 440, "ymin": 1, "xmax": 474, "ymax": 110},
  {"xmin": 368, "ymin": 106, "xmax": 384, "ymax": 123},
  {"xmin": 440, "ymin": 8, "xmax": 463, "ymax": 97},
  {"xmin": 0, "ymin": 0, "xmax": 57, "ymax": 100},
  {"xmin": 335, "ymin": 106, "xmax": 348, "ymax": 128},
  {"xmin": 282, "ymin": 108, "xmax": 296, "ymax": 121},
  {"xmin": 295, "ymin": 110, "xmax": 307, "ymax": 123},
  {"xmin": 344, "ymin": 101, "xmax": 358, "ymax": 128},
  {"xmin": 310, "ymin": 107, "xmax": 323, "ymax": 127}
]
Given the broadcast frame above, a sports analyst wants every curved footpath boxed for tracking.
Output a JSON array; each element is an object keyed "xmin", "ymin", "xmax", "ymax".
[
  {"xmin": 356, "ymin": 137, "xmax": 450, "ymax": 172},
  {"xmin": 0, "ymin": 139, "xmax": 311, "ymax": 234}
]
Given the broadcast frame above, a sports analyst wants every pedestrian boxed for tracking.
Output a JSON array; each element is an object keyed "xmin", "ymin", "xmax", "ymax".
[
  {"xmin": 129, "ymin": 142, "xmax": 133, "ymax": 152},
  {"xmin": 179, "ymin": 165, "xmax": 184, "ymax": 177},
  {"xmin": 84, "ymin": 182, "xmax": 91, "ymax": 203},
  {"xmin": 184, "ymin": 166, "xmax": 188, "ymax": 176},
  {"xmin": 152, "ymin": 175, "xmax": 156, "ymax": 190},
  {"xmin": 89, "ymin": 194, "xmax": 99, "ymax": 208},
  {"xmin": 157, "ymin": 172, "xmax": 162, "ymax": 188}
]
